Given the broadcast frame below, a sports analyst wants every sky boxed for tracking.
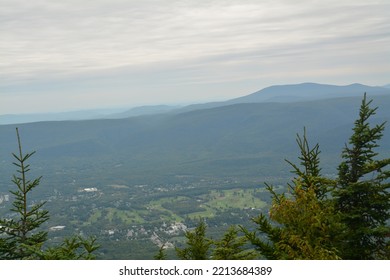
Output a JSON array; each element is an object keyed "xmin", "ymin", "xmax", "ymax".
[{"xmin": 1, "ymin": 0, "xmax": 389, "ymax": 114}]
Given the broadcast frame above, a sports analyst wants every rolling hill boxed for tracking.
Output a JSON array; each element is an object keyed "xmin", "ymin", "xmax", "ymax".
[
  {"xmin": 174, "ymin": 83, "xmax": 390, "ymax": 113},
  {"xmin": 1, "ymin": 82, "xmax": 390, "ymax": 260},
  {"xmin": 1, "ymin": 84, "xmax": 389, "ymax": 184}
]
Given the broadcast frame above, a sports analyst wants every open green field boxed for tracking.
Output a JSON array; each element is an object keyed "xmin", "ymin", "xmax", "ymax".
[
  {"xmin": 143, "ymin": 188, "xmax": 268, "ymax": 221},
  {"xmin": 87, "ymin": 207, "xmax": 146, "ymax": 225}
]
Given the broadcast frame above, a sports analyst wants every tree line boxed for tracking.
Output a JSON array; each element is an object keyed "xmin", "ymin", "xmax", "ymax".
[
  {"xmin": 0, "ymin": 128, "xmax": 99, "ymax": 259},
  {"xmin": 157, "ymin": 94, "xmax": 389, "ymax": 260},
  {"xmin": 1, "ymin": 94, "xmax": 389, "ymax": 259}
]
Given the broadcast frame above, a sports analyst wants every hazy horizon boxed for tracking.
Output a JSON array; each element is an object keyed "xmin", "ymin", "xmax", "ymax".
[{"xmin": 1, "ymin": 0, "xmax": 390, "ymax": 114}]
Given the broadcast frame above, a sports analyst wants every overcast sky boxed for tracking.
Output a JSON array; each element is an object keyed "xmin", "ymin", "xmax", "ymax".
[{"xmin": 1, "ymin": 0, "xmax": 389, "ymax": 114}]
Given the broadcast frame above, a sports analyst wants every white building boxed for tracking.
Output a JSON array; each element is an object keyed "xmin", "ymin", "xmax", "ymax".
[
  {"xmin": 49, "ymin": 226, "xmax": 66, "ymax": 231},
  {"xmin": 83, "ymin": 188, "xmax": 98, "ymax": 192}
]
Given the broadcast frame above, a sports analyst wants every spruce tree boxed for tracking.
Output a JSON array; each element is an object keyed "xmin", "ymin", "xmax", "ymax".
[
  {"xmin": 0, "ymin": 128, "xmax": 100, "ymax": 260},
  {"xmin": 212, "ymin": 225, "xmax": 257, "ymax": 260},
  {"xmin": 175, "ymin": 219, "xmax": 212, "ymax": 260},
  {"xmin": 0, "ymin": 128, "xmax": 49, "ymax": 259},
  {"xmin": 244, "ymin": 95, "xmax": 390, "ymax": 260},
  {"xmin": 285, "ymin": 128, "xmax": 333, "ymax": 199},
  {"xmin": 243, "ymin": 131, "xmax": 343, "ymax": 259},
  {"xmin": 38, "ymin": 236, "xmax": 100, "ymax": 260},
  {"xmin": 244, "ymin": 185, "xmax": 343, "ymax": 260},
  {"xmin": 174, "ymin": 222, "xmax": 257, "ymax": 260},
  {"xmin": 154, "ymin": 244, "xmax": 167, "ymax": 260},
  {"xmin": 333, "ymin": 93, "xmax": 390, "ymax": 259}
]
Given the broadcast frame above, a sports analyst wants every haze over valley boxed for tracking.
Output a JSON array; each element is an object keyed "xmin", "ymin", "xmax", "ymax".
[
  {"xmin": 1, "ymin": 0, "xmax": 389, "ymax": 260},
  {"xmin": 1, "ymin": 83, "xmax": 389, "ymax": 258}
]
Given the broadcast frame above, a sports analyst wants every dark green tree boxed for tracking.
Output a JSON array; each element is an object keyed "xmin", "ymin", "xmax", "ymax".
[
  {"xmin": 244, "ymin": 94, "xmax": 389, "ymax": 260},
  {"xmin": 0, "ymin": 128, "xmax": 100, "ymax": 260},
  {"xmin": 38, "ymin": 236, "xmax": 100, "ymax": 260},
  {"xmin": 175, "ymin": 219, "xmax": 212, "ymax": 260},
  {"xmin": 285, "ymin": 128, "xmax": 334, "ymax": 200},
  {"xmin": 212, "ymin": 225, "xmax": 257, "ymax": 260},
  {"xmin": 243, "ymin": 131, "xmax": 343, "ymax": 259},
  {"xmin": 174, "ymin": 222, "xmax": 257, "ymax": 260},
  {"xmin": 333, "ymin": 93, "xmax": 390, "ymax": 259},
  {"xmin": 0, "ymin": 128, "xmax": 49, "ymax": 259},
  {"xmin": 154, "ymin": 244, "xmax": 167, "ymax": 260},
  {"xmin": 241, "ymin": 210, "xmax": 282, "ymax": 259}
]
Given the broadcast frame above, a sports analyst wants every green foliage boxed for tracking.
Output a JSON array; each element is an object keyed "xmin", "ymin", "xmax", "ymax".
[
  {"xmin": 175, "ymin": 219, "xmax": 212, "ymax": 260},
  {"xmin": 39, "ymin": 236, "xmax": 100, "ymax": 260},
  {"xmin": 244, "ymin": 94, "xmax": 390, "ymax": 260},
  {"xmin": 333, "ymin": 93, "xmax": 390, "ymax": 259},
  {"xmin": 0, "ymin": 128, "xmax": 49, "ymax": 259},
  {"xmin": 241, "ymin": 212, "xmax": 281, "ymax": 259},
  {"xmin": 243, "ymin": 132, "xmax": 342, "ymax": 259},
  {"xmin": 173, "ymin": 221, "xmax": 257, "ymax": 260},
  {"xmin": 2, "ymin": 94, "xmax": 389, "ymax": 260},
  {"xmin": 154, "ymin": 244, "xmax": 167, "ymax": 260},
  {"xmin": 0, "ymin": 128, "xmax": 100, "ymax": 260},
  {"xmin": 269, "ymin": 184, "xmax": 342, "ymax": 259},
  {"xmin": 212, "ymin": 225, "xmax": 257, "ymax": 260},
  {"xmin": 285, "ymin": 128, "xmax": 334, "ymax": 199}
]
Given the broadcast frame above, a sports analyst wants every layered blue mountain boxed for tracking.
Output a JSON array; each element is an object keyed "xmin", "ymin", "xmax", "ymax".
[
  {"xmin": 0, "ymin": 83, "xmax": 389, "ymax": 184},
  {"xmin": 175, "ymin": 83, "xmax": 390, "ymax": 112}
]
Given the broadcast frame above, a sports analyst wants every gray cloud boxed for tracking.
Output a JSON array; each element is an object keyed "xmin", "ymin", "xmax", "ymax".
[{"xmin": 1, "ymin": 0, "xmax": 389, "ymax": 113}]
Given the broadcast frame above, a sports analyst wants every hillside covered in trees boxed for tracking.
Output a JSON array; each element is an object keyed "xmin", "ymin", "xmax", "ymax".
[
  {"xmin": 1, "ymin": 88, "xmax": 389, "ymax": 259},
  {"xmin": 164, "ymin": 94, "xmax": 390, "ymax": 260}
]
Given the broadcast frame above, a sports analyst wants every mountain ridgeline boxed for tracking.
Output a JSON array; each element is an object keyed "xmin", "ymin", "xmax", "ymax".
[
  {"xmin": 1, "ymin": 82, "xmax": 390, "ymax": 259},
  {"xmin": 1, "ymin": 83, "xmax": 390, "ymax": 183}
]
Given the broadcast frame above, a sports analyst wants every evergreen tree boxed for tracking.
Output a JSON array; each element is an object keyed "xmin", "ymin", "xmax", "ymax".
[
  {"xmin": 0, "ymin": 128, "xmax": 49, "ymax": 259},
  {"xmin": 243, "ymin": 131, "xmax": 343, "ymax": 259},
  {"xmin": 154, "ymin": 244, "xmax": 167, "ymax": 260},
  {"xmin": 333, "ymin": 93, "xmax": 390, "ymax": 259},
  {"xmin": 285, "ymin": 128, "xmax": 334, "ymax": 199},
  {"xmin": 244, "ymin": 186, "xmax": 343, "ymax": 260},
  {"xmin": 241, "ymin": 211, "xmax": 282, "ymax": 259},
  {"xmin": 175, "ymin": 219, "xmax": 212, "ymax": 260},
  {"xmin": 212, "ymin": 225, "xmax": 257, "ymax": 260},
  {"xmin": 38, "ymin": 236, "xmax": 100, "ymax": 260},
  {"xmin": 244, "ymin": 94, "xmax": 389, "ymax": 260},
  {"xmin": 0, "ymin": 128, "xmax": 100, "ymax": 260},
  {"xmin": 269, "ymin": 184, "xmax": 342, "ymax": 259},
  {"xmin": 174, "ymin": 221, "xmax": 257, "ymax": 260}
]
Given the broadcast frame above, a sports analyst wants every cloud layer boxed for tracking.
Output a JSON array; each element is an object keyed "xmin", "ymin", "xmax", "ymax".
[{"xmin": 1, "ymin": 0, "xmax": 389, "ymax": 113}]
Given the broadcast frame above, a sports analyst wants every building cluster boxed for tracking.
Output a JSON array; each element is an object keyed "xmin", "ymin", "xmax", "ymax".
[{"xmin": 0, "ymin": 194, "xmax": 10, "ymax": 205}]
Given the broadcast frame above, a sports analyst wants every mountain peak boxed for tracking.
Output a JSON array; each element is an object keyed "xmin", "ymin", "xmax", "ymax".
[{"xmin": 229, "ymin": 82, "xmax": 390, "ymax": 104}]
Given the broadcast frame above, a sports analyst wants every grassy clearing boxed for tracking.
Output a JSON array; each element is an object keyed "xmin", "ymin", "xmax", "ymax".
[
  {"xmin": 204, "ymin": 189, "xmax": 267, "ymax": 210},
  {"xmin": 89, "ymin": 209, "xmax": 102, "ymax": 223},
  {"xmin": 151, "ymin": 188, "xmax": 267, "ymax": 220},
  {"xmin": 88, "ymin": 208, "xmax": 146, "ymax": 225},
  {"xmin": 147, "ymin": 197, "xmax": 185, "ymax": 221},
  {"xmin": 85, "ymin": 188, "xmax": 268, "ymax": 226}
]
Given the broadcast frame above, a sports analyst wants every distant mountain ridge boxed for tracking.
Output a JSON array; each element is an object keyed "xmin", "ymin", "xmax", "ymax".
[
  {"xmin": 107, "ymin": 105, "xmax": 180, "ymax": 119},
  {"xmin": 1, "ymin": 82, "xmax": 389, "ymax": 125},
  {"xmin": 1, "ymin": 82, "xmax": 389, "ymax": 261},
  {"xmin": 228, "ymin": 83, "xmax": 389, "ymax": 103},
  {"xmin": 0, "ymin": 93, "xmax": 389, "ymax": 182},
  {"xmin": 173, "ymin": 83, "xmax": 390, "ymax": 113},
  {"xmin": 0, "ymin": 108, "xmax": 123, "ymax": 125}
]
